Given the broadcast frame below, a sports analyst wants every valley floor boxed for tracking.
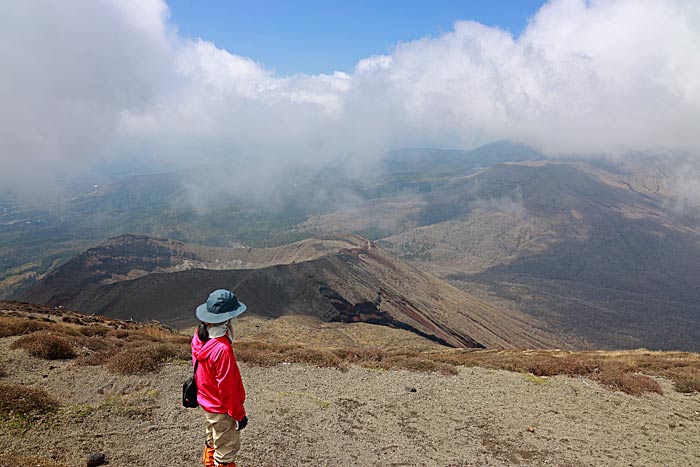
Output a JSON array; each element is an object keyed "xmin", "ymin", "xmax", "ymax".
[{"xmin": 1, "ymin": 337, "xmax": 699, "ymax": 467}]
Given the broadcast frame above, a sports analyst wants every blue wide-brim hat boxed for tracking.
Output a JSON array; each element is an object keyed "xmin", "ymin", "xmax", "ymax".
[{"xmin": 196, "ymin": 289, "xmax": 247, "ymax": 323}]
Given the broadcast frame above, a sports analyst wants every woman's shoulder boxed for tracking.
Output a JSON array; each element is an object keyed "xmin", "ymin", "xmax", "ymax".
[{"xmin": 208, "ymin": 336, "xmax": 234, "ymax": 357}]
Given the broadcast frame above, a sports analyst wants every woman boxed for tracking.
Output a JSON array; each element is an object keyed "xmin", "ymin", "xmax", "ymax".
[{"xmin": 192, "ymin": 289, "xmax": 248, "ymax": 467}]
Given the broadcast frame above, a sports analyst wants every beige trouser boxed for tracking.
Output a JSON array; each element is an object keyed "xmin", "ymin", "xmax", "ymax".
[{"xmin": 204, "ymin": 410, "xmax": 241, "ymax": 465}]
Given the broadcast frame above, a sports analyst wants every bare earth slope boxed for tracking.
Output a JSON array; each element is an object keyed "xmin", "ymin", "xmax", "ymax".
[
  {"xmin": 380, "ymin": 160, "xmax": 700, "ymax": 351},
  {"xmin": 19, "ymin": 236, "xmax": 557, "ymax": 349}
]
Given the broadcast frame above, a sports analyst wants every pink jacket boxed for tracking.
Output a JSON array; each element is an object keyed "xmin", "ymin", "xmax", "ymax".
[{"xmin": 191, "ymin": 332, "xmax": 246, "ymax": 421}]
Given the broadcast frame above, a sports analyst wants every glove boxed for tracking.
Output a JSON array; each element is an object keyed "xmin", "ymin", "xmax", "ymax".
[{"xmin": 236, "ymin": 415, "xmax": 248, "ymax": 431}]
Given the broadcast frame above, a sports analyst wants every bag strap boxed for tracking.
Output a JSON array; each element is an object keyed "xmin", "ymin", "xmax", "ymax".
[{"xmin": 193, "ymin": 359, "xmax": 199, "ymax": 377}]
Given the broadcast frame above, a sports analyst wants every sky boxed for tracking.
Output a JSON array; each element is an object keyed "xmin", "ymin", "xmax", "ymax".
[
  {"xmin": 1, "ymin": 0, "xmax": 700, "ymax": 200},
  {"xmin": 166, "ymin": 0, "xmax": 547, "ymax": 75}
]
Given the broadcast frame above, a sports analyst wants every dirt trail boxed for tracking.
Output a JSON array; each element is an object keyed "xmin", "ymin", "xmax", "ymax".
[{"xmin": 1, "ymin": 337, "xmax": 699, "ymax": 467}]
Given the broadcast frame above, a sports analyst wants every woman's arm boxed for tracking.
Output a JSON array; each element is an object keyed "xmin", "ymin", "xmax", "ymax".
[{"xmin": 213, "ymin": 342, "xmax": 246, "ymax": 421}]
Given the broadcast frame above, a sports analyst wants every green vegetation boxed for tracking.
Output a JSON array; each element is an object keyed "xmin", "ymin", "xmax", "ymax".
[{"xmin": 522, "ymin": 373, "xmax": 549, "ymax": 384}]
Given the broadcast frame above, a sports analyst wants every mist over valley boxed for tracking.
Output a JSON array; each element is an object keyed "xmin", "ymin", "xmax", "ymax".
[{"xmin": 4, "ymin": 141, "xmax": 700, "ymax": 351}]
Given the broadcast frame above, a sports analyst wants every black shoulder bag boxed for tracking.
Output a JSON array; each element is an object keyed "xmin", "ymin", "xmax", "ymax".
[{"xmin": 182, "ymin": 360, "xmax": 199, "ymax": 408}]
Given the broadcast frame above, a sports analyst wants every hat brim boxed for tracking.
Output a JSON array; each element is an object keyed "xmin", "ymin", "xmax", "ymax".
[{"xmin": 195, "ymin": 301, "xmax": 247, "ymax": 323}]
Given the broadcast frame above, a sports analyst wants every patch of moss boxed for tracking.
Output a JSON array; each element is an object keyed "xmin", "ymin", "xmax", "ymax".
[{"xmin": 523, "ymin": 373, "xmax": 549, "ymax": 384}]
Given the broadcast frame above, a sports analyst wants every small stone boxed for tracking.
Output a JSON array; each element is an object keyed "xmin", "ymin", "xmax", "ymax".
[
  {"xmin": 527, "ymin": 426, "xmax": 536, "ymax": 433},
  {"xmin": 406, "ymin": 387, "xmax": 417, "ymax": 393},
  {"xmin": 86, "ymin": 452, "xmax": 107, "ymax": 466}
]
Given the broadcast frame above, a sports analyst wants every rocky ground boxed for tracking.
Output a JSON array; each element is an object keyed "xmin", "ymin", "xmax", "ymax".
[{"xmin": 1, "ymin": 332, "xmax": 699, "ymax": 467}]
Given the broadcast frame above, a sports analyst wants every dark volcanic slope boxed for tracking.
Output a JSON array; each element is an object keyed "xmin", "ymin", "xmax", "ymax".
[
  {"xmin": 20, "ymin": 235, "xmax": 556, "ymax": 349},
  {"xmin": 382, "ymin": 160, "xmax": 700, "ymax": 351}
]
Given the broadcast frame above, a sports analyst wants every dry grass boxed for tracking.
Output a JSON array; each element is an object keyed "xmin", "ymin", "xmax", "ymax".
[
  {"xmin": 106, "ymin": 347, "xmax": 165, "ymax": 374},
  {"xmin": 61, "ymin": 315, "xmax": 86, "ymax": 325},
  {"xmin": 235, "ymin": 341, "xmax": 458, "ymax": 375},
  {"xmin": 0, "ymin": 314, "xmax": 84, "ymax": 339},
  {"xmin": 0, "ymin": 383, "xmax": 58, "ymax": 417},
  {"xmin": 2, "ymin": 308, "xmax": 698, "ymax": 396},
  {"xmin": 0, "ymin": 316, "xmax": 48, "ymax": 337},
  {"xmin": 0, "ymin": 313, "xmax": 193, "ymax": 372},
  {"xmin": 105, "ymin": 342, "xmax": 190, "ymax": 375},
  {"xmin": 0, "ymin": 455, "xmax": 69, "ymax": 467},
  {"xmin": 108, "ymin": 329, "xmax": 131, "ymax": 339},
  {"xmin": 668, "ymin": 370, "xmax": 700, "ymax": 393},
  {"xmin": 140, "ymin": 323, "xmax": 185, "ymax": 341},
  {"xmin": 629, "ymin": 353, "xmax": 700, "ymax": 393},
  {"xmin": 79, "ymin": 324, "xmax": 110, "ymax": 337},
  {"xmin": 595, "ymin": 371, "xmax": 662, "ymax": 396},
  {"xmin": 234, "ymin": 342, "xmax": 700, "ymax": 394},
  {"xmin": 331, "ymin": 347, "xmax": 458, "ymax": 375},
  {"xmin": 10, "ymin": 332, "xmax": 77, "ymax": 360},
  {"xmin": 80, "ymin": 335, "xmax": 119, "ymax": 353},
  {"xmin": 152, "ymin": 342, "xmax": 193, "ymax": 360},
  {"xmin": 429, "ymin": 349, "xmax": 700, "ymax": 395}
]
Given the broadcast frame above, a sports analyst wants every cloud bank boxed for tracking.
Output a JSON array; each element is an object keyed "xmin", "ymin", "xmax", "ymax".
[{"xmin": 1, "ymin": 0, "xmax": 700, "ymax": 198}]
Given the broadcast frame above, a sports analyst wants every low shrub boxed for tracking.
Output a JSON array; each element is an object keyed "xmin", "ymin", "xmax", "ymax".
[
  {"xmin": 79, "ymin": 324, "xmax": 109, "ymax": 337},
  {"xmin": 10, "ymin": 332, "xmax": 76, "ymax": 360},
  {"xmin": 105, "ymin": 343, "xmax": 188, "ymax": 375},
  {"xmin": 80, "ymin": 336, "xmax": 115, "ymax": 353},
  {"xmin": 235, "ymin": 341, "xmax": 301, "ymax": 367},
  {"xmin": 152, "ymin": 342, "xmax": 191, "ymax": 361},
  {"xmin": 333, "ymin": 347, "xmax": 391, "ymax": 364},
  {"xmin": 431, "ymin": 350, "xmax": 671, "ymax": 396},
  {"xmin": 169, "ymin": 334, "xmax": 194, "ymax": 345},
  {"xmin": 61, "ymin": 315, "xmax": 84, "ymax": 325},
  {"xmin": 0, "ymin": 316, "xmax": 47, "ymax": 337},
  {"xmin": 527, "ymin": 356, "xmax": 607, "ymax": 377},
  {"xmin": 0, "ymin": 383, "xmax": 58, "ymax": 417},
  {"xmin": 235, "ymin": 341, "xmax": 459, "ymax": 375},
  {"xmin": 133, "ymin": 323, "xmax": 181, "ymax": 342},
  {"xmin": 107, "ymin": 347, "xmax": 162, "ymax": 375},
  {"xmin": 593, "ymin": 371, "xmax": 662, "ymax": 396},
  {"xmin": 665, "ymin": 369, "xmax": 700, "ymax": 393},
  {"xmin": 108, "ymin": 329, "xmax": 130, "ymax": 339}
]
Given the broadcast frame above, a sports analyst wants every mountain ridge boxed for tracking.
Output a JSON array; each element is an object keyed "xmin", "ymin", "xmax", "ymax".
[
  {"xmin": 19, "ymin": 234, "xmax": 558, "ymax": 349},
  {"xmin": 380, "ymin": 159, "xmax": 700, "ymax": 350}
]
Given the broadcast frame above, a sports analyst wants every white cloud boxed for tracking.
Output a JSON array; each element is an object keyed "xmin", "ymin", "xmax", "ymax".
[
  {"xmin": 0, "ymin": 0, "xmax": 173, "ymax": 196},
  {"xmin": 2, "ymin": 0, "xmax": 700, "ymax": 199}
]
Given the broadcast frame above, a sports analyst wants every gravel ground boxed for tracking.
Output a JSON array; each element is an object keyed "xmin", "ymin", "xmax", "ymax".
[{"xmin": 1, "ymin": 337, "xmax": 700, "ymax": 467}]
